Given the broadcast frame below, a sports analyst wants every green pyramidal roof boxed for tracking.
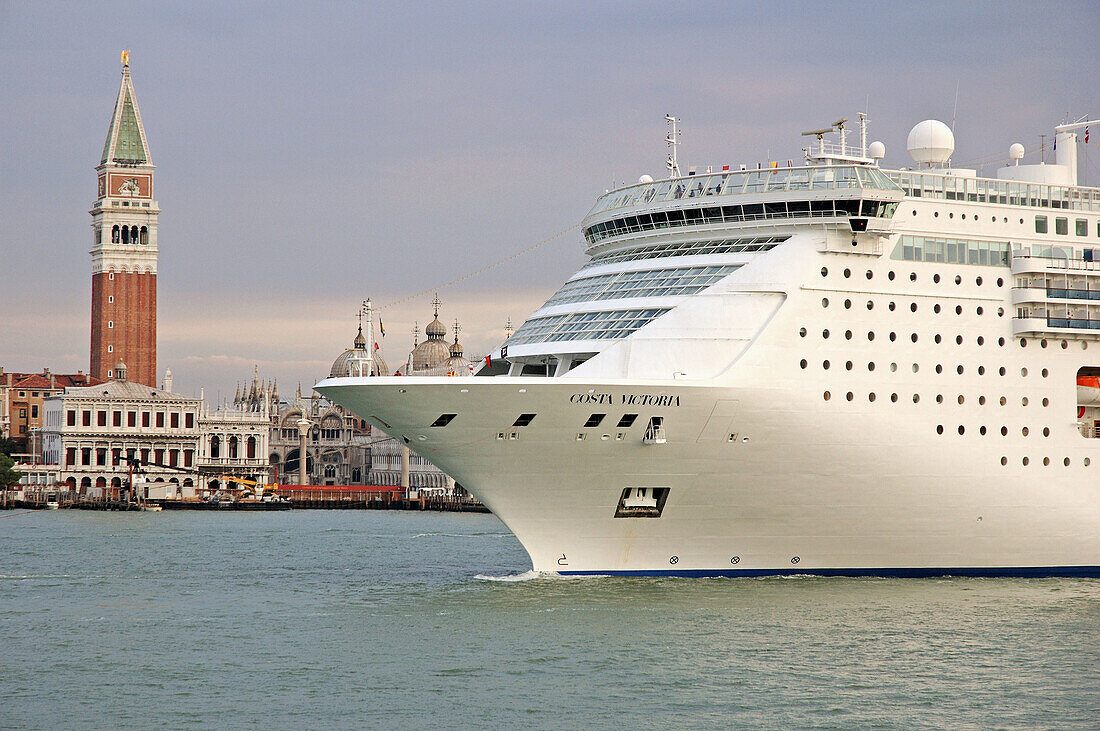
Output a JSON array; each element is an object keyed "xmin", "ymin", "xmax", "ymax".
[{"xmin": 101, "ymin": 70, "xmax": 150, "ymax": 165}]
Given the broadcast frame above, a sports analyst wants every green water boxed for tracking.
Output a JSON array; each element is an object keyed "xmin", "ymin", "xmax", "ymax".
[{"xmin": 2, "ymin": 510, "xmax": 1097, "ymax": 729}]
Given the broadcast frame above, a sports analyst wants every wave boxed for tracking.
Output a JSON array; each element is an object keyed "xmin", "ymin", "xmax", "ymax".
[{"xmin": 412, "ymin": 532, "xmax": 512, "ymax": 539}]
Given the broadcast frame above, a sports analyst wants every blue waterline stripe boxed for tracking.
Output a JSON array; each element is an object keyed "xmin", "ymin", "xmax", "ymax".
[{"xmin": 558, "ymin": 566, "xmax": 1100, "ymax": 578}]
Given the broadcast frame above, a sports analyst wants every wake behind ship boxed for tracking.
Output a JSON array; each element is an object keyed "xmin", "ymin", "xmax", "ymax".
[{"xmin": 317, "ymin": 114, "xmax": 1100, "ymax": 577}]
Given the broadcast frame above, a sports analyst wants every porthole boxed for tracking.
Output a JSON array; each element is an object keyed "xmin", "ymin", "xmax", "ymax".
[
  {"xmin": 843, "ymin": 268, "xmax": 851, "ymax": 278},
  {"xmin": 976, "ymin": 276, "xmax": 983, "ymax": 286},
  {"xmin": 1021, "ymin": 367, "xmax": 1028, "ymax": 377},
  {"xmin": 997, "ymin": 307, "xmax": 1004, "ymax": 317},
  {"xmin": 935, "ymin": 334, "xmax": 942, "ymax": 344},
  {"xmin": 845, "ymin": 361, "xmax": 853, "ymax": 371},
  {"xmin": 956, "ymin": 335, "xmax": 963, "ymax": 345},
  {"xmin": 889, "ymin": 301, "xmax": 896, "ymax": 311},
  {"xmin": 957, "ymin": 365, "xmax": 964, "ymax": 375},
  {"xmin": 935, "ymin": 364, "xmax": 943, "ymax": 374},
  {"xmin": 1061, "ymin": 340, "xmax": 1068, "ymax": 349},
  {"xmin": 978, "ymin": 366, "xmax": 986, "ymax": 375},
  {"xmin": 913, "ymin": 393, "xmax": 920, "ymax": 403},
  {"xmin": 1040, "ymin": 339, "xmax": 1048, "ymax": 348},
  {"xmin": 954, "ymin": 275, "xmax": 962, "ymax": 285},
  {"xmin": 1001, "ymin": 426, "xmax": 1008, "ymax": 436},
  {"xmin": 1043, "ymin": 427, "xmax": 1051, "ymax": 437},
  {"xmin": 999, "ymin": 397, "xmax": 1007, "ymax": 406},
  {"xmin": 911, "ymin": 333, "xmax": 919, "ymax": 343},
  {"xmin": 867, "ymin": 331, "xmax": 875, "ymax": 341},
  {"xmin": 866, "ymin": 270, "xmax": 873, "ymax": 280},
  {"xmin": 890, "ymin": 362, "xmax": 898, "ymax": 372},
  {"xmin": 845, "ymin": 330, "xmax": 853, "ymax": 340},
  {"xmin": 998, "ymin": 367, "xmax": 1006, "ymax": 376},
  {"xmin": 866, "ymin": 300, "xmax": 874, "ymax": 311},
  {"xmin": 910, "ymin": 302, "xmax": 918, "ymax": 313},
  {"xmin": 934, "ymin": 212, "xmax": 940, "ymax": 218},
  {"xmin": 1022, "ymin": 427, "xmax": 1029, "ymax": 436},
  {"xmin": 910, "ymin": 272, "xmax": 917, "ymax": 282},
  {"xmin": 823, "ymin": 391, "xmax": 831, "ymax": 401},
  {"xmin": 934, "ymin": 274, "xmax": 941, "ymax": 284},
  {"xmin": 1041, "ymin": 368, "xmax": 1048, "ymax": 378},
  {"xmin": 889, "ymin": 332, "xmax": 897, "ymax": 342},
  {"xmin": 844, "ymin": 299, "xmax": 852, "ymax": 309},
  {"xmin": 1023, "ymin": 457, "xmax": 1030, "ymax": 466},
  {"xmin": 976, "ymin": 306, "xmax": 984, "ymax": 315},
  {"xmin": 1021, "ymin": 397, "xmax": 1029, "ymax": 406},
  {"xmin": 821, "ymin": 267, "xmax": 829, "ymax": 277},
  {"xmin": 1084, "ymin": 342, "xmax": 1089, "ymax": 351},
  {"xmin": 997, "ymin": 277, "xmax": 1004, "ymax": 287},
  {"xmin": 912, "ymin": 363, "xmax": 920, "ymax": 373},
  {"xmin": 955, "ymin": 305, "xmax": 963, "ymax": 315},
  {"xmin": 1020, "ymin": 339, "xmax": 1027, "ymax": 348},
  {"xmin": 799, "ymin": 327, "xmax": 808, "ymax": 337},
  {"xmin": 949, "ymin": 212, "xmax": 954, "ymax": 219},
  {"xmin": 998, "ymin": 337, "xmax": 1005, "ymax": 346},
  {"xmin": 846, "ymin": 392, "xmax": 854, "ymax": 402},
  {"xmin": 958, "ymin": 395, "xmax": 965, "ymax": 405},
  {"xmin": 890, "ymin": 393, "xmax": 898, "ymax": 403},
  {"xmin": 823, "ymin": 329, "xmax": 830, "ymax": 339},
  {"xmin": 979, "ymin": 396, "xmax": 986, "ymax": 405},
  {"xmin": 868, "ymin": 392, "xmax": 876, "ymax": 402},
  {"xmin": 1041, "ymin": 398, "xmax": 1049, "ymax": 407},
  {"xmin": 1064, "ymin": 457, "xmax": 1070, "ymax": 466},
  {"xmin": 1001, "ymin": 457, "xmax": 1008, "ymax": 466},
  {"xmin": 1085, "ymin": 457, "xmax": 1091, "ymax": 466},
  {"xmin": 936, "ymin": 394, "xmax": 944, "ymax": 403},
  {"xmin": 937, "ymin": 425, "xmax": 944, "ymax": 435},
  {"xmin": 888, "ymin": 271, "xmax": 896, "ymax": 280},
  {"xmin": 867, "ymin": 362, "xmax": 876, "ymax": 372},
  {"xmin": 980, "ymin": 426, "xmax": 987, "ymax": 435},
  {"xmin": 977, "ymin": 336, "xmax": 984, "ymax": 345},
  {"xmin": 1043, "ymin": 457, "xmax": 1050, "ymax": 466},
  {"xmin": 958, "ymin": 425, "xmax": 965, "ymax": 435},
  {"xmin": 800, "ymin": 359, "xmax": 808, "ymax": 369},
  {"xmin": 822, "ymin": 298, "xmax": 829, "ymax": 308},
  {"xmin": 823, "ymin": 360, "xmax": 831, "ymax": 370},
  {"xmin": 934, "ymin": 304, "xmax": 942, "ymax": 314}
]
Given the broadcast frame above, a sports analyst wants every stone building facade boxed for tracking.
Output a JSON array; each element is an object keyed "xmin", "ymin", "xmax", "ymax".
[{"xmin": 0, "ymin": 368, "xmax": 103, "ymax": 450}]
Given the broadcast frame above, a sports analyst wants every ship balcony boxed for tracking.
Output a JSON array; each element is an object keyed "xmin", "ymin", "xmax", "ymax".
[
  {"xmin": 1011, "ymin": 287, "xmax": 1049, "ymax": 306},
  {"xmin": 1012, "ymin": 316, "xmax": 1100, "ymax": 338},
  {"xmin": 1011, "ymin": 254, "xmax": 1100, "ymax": 277}
]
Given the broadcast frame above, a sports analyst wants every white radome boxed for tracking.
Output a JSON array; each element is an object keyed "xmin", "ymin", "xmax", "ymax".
[
  {"xmin": 1009, "ymin": 143, "xmax": 1025, "ymax": 161},
  {"xmin": 638, "ymin": 174, "xmax": 654, "ymax": 184},
  {"xmin": 907, "ymin": 119, "xmax": 954, "ymax": 165},
  {"xmin": 868, "ymin": 140, "xmax": 886, "ymax": 160}
]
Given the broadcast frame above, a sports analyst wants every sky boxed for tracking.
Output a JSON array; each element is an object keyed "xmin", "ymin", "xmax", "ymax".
[{"xmin": 1, "ymin": 1, "xmax": 1098, "ymax": 401}]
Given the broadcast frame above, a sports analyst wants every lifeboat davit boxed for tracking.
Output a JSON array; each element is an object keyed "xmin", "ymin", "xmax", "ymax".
[{"xmin": 1077, "ymin": 375, "xmax": 1100, "ymax": 417}]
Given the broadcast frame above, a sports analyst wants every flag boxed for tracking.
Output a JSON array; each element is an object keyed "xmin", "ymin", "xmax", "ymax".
[
  {"xmin": 374, "ymin": 342, "xmax": 379, "ymax": 351},
  {"xmin": 378, "ymin": 319, "xmax": 385, "ymax": 337},
  {"xmin": 485, "ymin": 355, "xmax": 492, "ymax": 367},
  {"xmin": 1086, "ymin": 127, "xmax": 1090, "ymax": 144},
  {"xmin": 1054, "ymin": 136, "xmax": 1057, "ymax": 151}
]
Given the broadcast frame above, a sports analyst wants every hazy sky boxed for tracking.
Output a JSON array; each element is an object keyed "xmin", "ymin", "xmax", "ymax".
[{"xmin": 2, "ymin": 1, "xmax": 1098, "ymax": 400}]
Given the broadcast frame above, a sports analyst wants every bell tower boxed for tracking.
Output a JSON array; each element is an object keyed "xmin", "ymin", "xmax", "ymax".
[{"xmin": 90, "ymin": 51, "xmax": 159, "ymax": 387}]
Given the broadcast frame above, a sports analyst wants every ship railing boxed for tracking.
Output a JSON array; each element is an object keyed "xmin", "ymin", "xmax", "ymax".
[
  {"xmin": 642, "ymin": 424, "xmax": 667, "ymax": 444},
  {"xmin": 1012, "ymin": 254, "xmax": 1100, "ymax": 273},
  {"xmin": 1078, "ymin": 423, "xmax": 1100, "ymax": 438}
]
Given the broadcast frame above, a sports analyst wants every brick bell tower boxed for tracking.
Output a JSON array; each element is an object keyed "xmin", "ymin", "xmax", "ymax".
[{"xmin": 90, "ymin": 51, "xmax": 159, "ymax": 387}]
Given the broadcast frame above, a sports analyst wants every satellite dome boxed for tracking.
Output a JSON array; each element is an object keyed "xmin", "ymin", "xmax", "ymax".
[
  {"xmin": 1009, "ymin": 143, "xmax": 1025, "ymax": 161},
  {"xmin": 868, "ymin": 140, "xmax": 886, "ymax": 160},
  {"xmin": 907, "ymin": 120, "xmax": 954, "ymax": 166},
  {"xmin": 638, "ymin": 174, "xmax": 654, "ymax": 184}
]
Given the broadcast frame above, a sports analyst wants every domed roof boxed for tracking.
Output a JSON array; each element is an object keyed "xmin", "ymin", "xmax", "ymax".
[
  {"xmin": 329, "ymin": 325, "xmax": 388, "ymax": 377},
  {"xmin": 425, "ymin": 318, "xmax": 446, "ymax": 339},
  {"xmin": 907, "ymin": 119, "xmax": 954, "ymax": 166},
  {"xmin": 410, "ymin": 339, "xmax": 451, "ymax": 371}
]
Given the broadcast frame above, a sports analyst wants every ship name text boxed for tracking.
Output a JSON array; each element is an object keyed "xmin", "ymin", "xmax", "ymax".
[{"xmin": 569, "ymin": 393, "xmax": 681, "ymax": 407}]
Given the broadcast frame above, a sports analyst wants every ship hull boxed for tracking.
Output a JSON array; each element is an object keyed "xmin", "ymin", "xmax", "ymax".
[{"xmin": 316, "ymin": 376, "xmax": 1100, "ymax": 577}]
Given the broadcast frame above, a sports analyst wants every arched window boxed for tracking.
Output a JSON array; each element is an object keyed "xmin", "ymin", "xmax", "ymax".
[
  {"xmin": 112, "ymin": 225, "xmax": 120, "ymax": 243},
  {"xmin": 208, "ymin": 479, "xmax": 220, "ymax": 491},
  {"xmin": 246, "ymin": 436, "xmax": 256, "ymax": 459},
  {"xmin": 95, "ymin": 477, "xmax": 107, "ymax": 488},
  {"xmin": 139, "ymin": 226, "xmax": 148, "ymax": 245},
  {"xmin": 210, "ymin": 435, "xmax": 220, "ymax": 458},
  {"xmin": 66, "ymin": 477, "xmax": 77, "ymax": 491},
  {"xmin": 80, "ymin": 477, "xmax": 91, "ymax": 488},
  {"xmin": 121, "ymin": 226, "xmax": 129, "ymax": 245},
  {"xmin": 229, "ymin": 436, "xmax": 238, "ymax": 459},
  {"xmin": 183, "ymin": 478, "xmax": 193, "ymax": 487},
  {"xmin": 130, "ymin": 226, "xmax": 139, "ymax": 244}
]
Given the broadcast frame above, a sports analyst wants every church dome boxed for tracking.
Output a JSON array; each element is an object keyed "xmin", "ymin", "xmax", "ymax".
[
  {"xmin": 425, "ymin": 318, "xmax": 446, "ymax": 339},
  {"xmin": 329, "ymin": 325, "xmax": 388, "ymax": 377},
  {"xmin": 410, "ymin": 339, "xmax": 451, "ymax": 371}
]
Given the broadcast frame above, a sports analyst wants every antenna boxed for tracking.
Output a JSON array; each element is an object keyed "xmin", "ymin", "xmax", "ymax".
[
  {"xmin": 858, "ymin": 112, "xmax": 868, "ymax": 158},
  {"xmin": 951, "ymin": 81, "xmax": 960, "ymax": 135},
  {"xmin": 665, "ymin": 114, "xmax": 681, "ymax": 177},
  {"xmin": 833, "ymin": 118, "xmax": 849, "ymax": 156}
]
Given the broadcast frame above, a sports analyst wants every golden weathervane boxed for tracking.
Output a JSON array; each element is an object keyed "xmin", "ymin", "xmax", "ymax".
[{"xmin": 121, "ymin": 50, "xmax": 130, "ymax": 67}]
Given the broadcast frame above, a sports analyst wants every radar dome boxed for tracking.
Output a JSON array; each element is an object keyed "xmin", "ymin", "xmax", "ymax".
[
  {"xmin": 638, "ymin": 174, "xmax": 654, "ymax": 184},
  {"xmin": 907, "ymin": 120, "xmax": 954, "ymax": 166},
  {"xmin": 868, "ymin": 140, "xmax": 886, "ymax": 160},
  {"xmin": 1009, "ymin": 143, "xmax": 1025, "ymax": 161}
]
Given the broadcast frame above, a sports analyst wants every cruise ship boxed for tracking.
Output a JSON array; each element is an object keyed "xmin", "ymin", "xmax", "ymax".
[{"xmin": 316, "ymin": 114, "xmax": 1100, "ymax": 577}]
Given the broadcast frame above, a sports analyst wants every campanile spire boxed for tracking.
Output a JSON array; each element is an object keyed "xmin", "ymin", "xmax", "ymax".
[{"xmin": 89, "ymin": 52, "xmax": 159, "ymax": 387}]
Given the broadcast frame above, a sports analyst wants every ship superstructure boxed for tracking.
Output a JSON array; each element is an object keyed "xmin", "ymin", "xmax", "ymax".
[{"xmin": 317, "ymin": 114, "xmax": 1100, "ymax": 576}]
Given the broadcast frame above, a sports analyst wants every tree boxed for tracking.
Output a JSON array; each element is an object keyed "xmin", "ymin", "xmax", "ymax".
[
  {"xmin": 0, "ymin": 437, "xmax": 17, "ymax": 457},
  {"xmin": 0, "ymin": 453, "xmax": 22, "ymax": 487}
]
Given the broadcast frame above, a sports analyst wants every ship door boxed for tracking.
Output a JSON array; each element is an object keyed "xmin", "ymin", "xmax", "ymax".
[{"xmin": 696, "ymin": 400, "xmax": 740, "ymax": 443}]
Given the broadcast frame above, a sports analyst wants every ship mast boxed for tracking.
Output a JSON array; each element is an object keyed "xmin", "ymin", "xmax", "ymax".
[{"xmin": 665, "ymin": 114, "xmax": 681, "ymax": 178}]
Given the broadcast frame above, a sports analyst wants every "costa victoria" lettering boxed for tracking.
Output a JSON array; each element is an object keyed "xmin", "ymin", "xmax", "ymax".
[{"xmin": 569, "ymin": 393, "xmax": 681, "ymax": 407}]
